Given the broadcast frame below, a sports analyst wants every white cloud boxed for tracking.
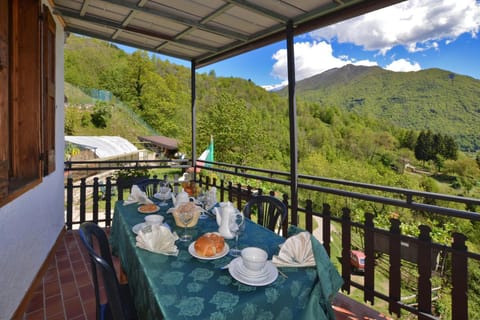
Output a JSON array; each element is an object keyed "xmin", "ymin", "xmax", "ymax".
[
  {"xmin": 385, "ymin": 59, "xmax": 421, "ymax": 72},
  {"xmin": 270, "ymin": 41, "xmax": 377, "ymax": 82},
  {"xmin": 310, "ymin": 0, "xmax": 480, "ymax": 54},
  {"xmin": 265, "ymin": 0, "xmax": 480, "ymax": 90}
]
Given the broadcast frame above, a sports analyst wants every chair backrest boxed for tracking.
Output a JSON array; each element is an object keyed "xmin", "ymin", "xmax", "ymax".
[
  {"xmin": 79, "ymin": 222, "xmax": 130, "ymax": 320},
  {"xmin": 136, "ymin": 178, "xmax": 166, "ymax": 197},
  {"xmin": 243, "ymin": 195, "xmax": 288, "ymax": 234}
]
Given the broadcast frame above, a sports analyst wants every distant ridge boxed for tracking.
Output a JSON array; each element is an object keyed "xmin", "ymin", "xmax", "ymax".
[{"xmin": 278, "ymin": 64, "xmax": 480, "ymax": 151}]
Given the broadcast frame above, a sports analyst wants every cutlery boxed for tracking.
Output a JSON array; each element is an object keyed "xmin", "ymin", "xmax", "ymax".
[
  {"xmin": 277, "ymin": 268, "xmax": 288, "ymax": 279},
  {"xmin": 219, "ymin": 263, "xmax": 231, "ymax": 270}
]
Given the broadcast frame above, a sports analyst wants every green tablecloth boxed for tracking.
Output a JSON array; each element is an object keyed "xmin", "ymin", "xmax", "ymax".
[{"xmin": 110, "ymin": 201, "xmax": 335, "ymax": 320}]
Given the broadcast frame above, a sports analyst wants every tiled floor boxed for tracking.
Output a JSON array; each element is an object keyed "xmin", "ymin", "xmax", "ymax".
[{"xmin": 22, "ymin": 229, "xmax": 392, "ymax": 320}]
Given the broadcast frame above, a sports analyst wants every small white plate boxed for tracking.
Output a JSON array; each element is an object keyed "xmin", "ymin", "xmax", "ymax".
[
  {"xmin": 137, "ymin": 204, "xmax": 160, "ymax": 214},
  {"xmin": 228, "ymin": 257, "xmax": 278, "ymax": 286},
  {"xmin": 188, "ymin": 241, "xmax": 229, "ymax": 260},
  {"xmin": 132, "ymin": 222, "xmax": 170, "ymax": 234}
]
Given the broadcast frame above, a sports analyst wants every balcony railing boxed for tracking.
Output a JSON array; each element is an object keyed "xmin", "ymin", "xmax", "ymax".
[{"xmin": 64, "ymin": 159, "xmax": 480, "ymax": 319}]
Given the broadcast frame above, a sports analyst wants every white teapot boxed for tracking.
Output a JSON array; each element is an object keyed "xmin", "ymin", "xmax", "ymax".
[{"xmin": 214, "ymin": 201, "xmax": 235, "ymax": 239}]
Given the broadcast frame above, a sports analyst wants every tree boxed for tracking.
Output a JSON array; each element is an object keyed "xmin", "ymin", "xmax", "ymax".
[
  {"xmin": 197, "ymin": 93, "xmax": 267, "ymax": 166},
  {"xmin": 90, "ymin": 101, "xmax": 112, "ymax": 128}
]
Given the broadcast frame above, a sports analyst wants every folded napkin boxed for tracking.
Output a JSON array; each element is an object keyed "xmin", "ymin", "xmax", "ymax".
[
  {"xmin": 136, "ymin": 224, "xmax": 179, "ymax": 256},
  {"xmin": 282, "ymin": 226, "xmax": 343, "ymax": 320},
  {"xmin": 272, "ymin": 231, "xmax": 315, "ymax": 267},
  {"xmin": 123, "ymin": 185, "xmax": 153, "ymax": 205}
]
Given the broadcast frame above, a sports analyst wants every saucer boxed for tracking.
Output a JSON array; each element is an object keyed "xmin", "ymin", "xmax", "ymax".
[
  {"xmin": 236, "ymin": 261, "xmax": 269, "ymax": 280},
  {"xmin": 228, "ymin": 257, "xmax": 278, "ymax": 286},
  {"xmin": 188, "ymin": 242, "xmax": 229, "ymax": 260},
  {"xmin": 132, "ymin": 222, "xmax": 170, "ymax": 234}
]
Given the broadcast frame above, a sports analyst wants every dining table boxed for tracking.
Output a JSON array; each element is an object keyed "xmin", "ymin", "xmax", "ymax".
[{"xmin": 109, "ymin": 199, "xmax": 341, "ymax": 320}]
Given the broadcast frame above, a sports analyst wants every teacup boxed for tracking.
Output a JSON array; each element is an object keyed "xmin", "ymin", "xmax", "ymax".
[
  {"xmin": 144, "ymin": 214, "xmax": 164, "ymax": 225},
  {"xmin": 241, "ymin": 247, "xmax": 268, "ymax": 272}
]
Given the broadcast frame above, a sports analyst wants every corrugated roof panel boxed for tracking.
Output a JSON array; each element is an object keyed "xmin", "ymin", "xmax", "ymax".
[
  {"xmin": 53, "ymin": 0, "xmax": 406, "ymax": 66},
  {"xmin": 65, "ymin": 136, "xmax": 138, "ymax": 158}
]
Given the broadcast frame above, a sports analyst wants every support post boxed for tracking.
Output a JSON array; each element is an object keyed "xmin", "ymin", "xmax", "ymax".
[
  {"xmin": 286, "ymin": 20, "xmax": 298, "ymax": 225},
  {"xmin": 191, "ymin": 61, "xmax": 197, "ymax": 180}
]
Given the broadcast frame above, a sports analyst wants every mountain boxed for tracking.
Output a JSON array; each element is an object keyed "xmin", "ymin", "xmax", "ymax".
[{"xmin": 279, "ymin": 64, "xmax": 480, "ymax": 151}]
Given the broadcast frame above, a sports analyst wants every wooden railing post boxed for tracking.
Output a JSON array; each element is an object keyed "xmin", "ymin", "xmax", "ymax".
[
  {"xmin": 417, "ymin": 225, "xmax": 432, "ymax": 319},
  {"xmin": 282, "ymin": 193, "xmax": 289, "ymax": 236},
  {"xmin": 364, "ymin": 212, "xmax": 375, "ymax": 304},
  {"xmin": 389, "ymin": 218, "xmax": 401, "ymax": 317},
  {"xmin": 305, "ymin": 200, "xmax": 313, "ymax": 233},
  {"xmin": 451, "ymin": 232, "xmax": 468, "ymax": 320},
  {"xmin": 66, "ymin": 178, "xmax": 73, "ymax": 230},
  {"xmin": 80, "ymin": 178, "xmax": 86, "ymax": 227},
  {"xmin": 92, "ymin": 177, "xmax": 99, "ymax": 224},
  {"xmin": 105, "ymin": 177, "xmax": 112, "ymax": 227},
  {"xmin": 341, "ymin": 207, "xmax": 352, "ymax": 293},
  {"xmin": 322, "ymin": 203, "xmax": 331, "ymax": 255}
]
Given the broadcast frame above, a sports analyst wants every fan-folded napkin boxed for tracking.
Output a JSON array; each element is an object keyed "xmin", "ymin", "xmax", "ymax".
[
  {"xmin": 136, "ymin": 224, "xmax": 179, "ymax": 256},
  {"xmin": 272, "ymin": 231, "xmax": 315, "ymax": 267},
  {"xmin": 123, "ymin": 185, "xmax": 153, "ymax": 205}
]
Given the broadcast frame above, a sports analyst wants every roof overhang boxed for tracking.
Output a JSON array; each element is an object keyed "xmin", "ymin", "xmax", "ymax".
[
  {"xmin": 52, "ymin": 0, "xmax": 405, "ymax": 68},
  {"xmin": 138, "ymin": 136, "xmax": 179, "ymax": 150}
]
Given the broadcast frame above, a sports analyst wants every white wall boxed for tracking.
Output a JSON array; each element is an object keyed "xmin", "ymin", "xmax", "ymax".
[{"xmin": 0, "ymin": 5, "xmax": 65, "ymax": 318}]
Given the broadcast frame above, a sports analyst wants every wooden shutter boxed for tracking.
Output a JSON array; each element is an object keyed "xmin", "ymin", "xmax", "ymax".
[
  {"xmin": 42, "ymin": 5, "xmax": 56, "ymax": 175},
  {"xmin": 0, "ymin": 0, "xmax": 8, "ymax": 199}
]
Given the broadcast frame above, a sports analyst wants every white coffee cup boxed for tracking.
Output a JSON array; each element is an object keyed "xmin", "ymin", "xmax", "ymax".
[
  {"xmin": 144, "ymin": 214, "xmax": 164, "ymax": 225},
  {"xmin": 241, "ymin": 247, "xmax": 268, "ymax": 272}
]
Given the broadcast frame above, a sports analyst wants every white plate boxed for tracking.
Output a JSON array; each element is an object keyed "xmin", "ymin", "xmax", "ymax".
[
  {"xmin": 229, "ymin": 257, "xmax": 278, "ymax": 286},
  {"xmin": 137, "ymin": 204, "xmax": 160, "ymax": 214},
  {"xmin": 188, "ymin": 241, "xmax": 229, "ymax": 260},
  {"xmin": 132, "ymin": 222, "xmax": 170, "ymax": 234}
]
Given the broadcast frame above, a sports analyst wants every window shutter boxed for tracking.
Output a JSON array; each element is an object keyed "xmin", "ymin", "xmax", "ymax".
[
  {"xmin": 0, "ymin": 0, "xmax": 9, "ymax": 199},
  {"xmin": 42, "ymin": 5, "xmax": 56, "ymax": 175}
]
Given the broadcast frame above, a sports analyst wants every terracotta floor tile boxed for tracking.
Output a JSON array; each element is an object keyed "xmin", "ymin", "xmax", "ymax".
[
  {"xmin": 45, "ymin": 295, "xmax": 64, "ymax": 318},
  {"xmin": 24, "ymin": 308, "xmax": 44, "ymax": 320},
  {"xmin": 44, "ymin": 280, "xmax": 60, "ymax": 298},
  {"xmin": 61, "ymin": 282, "xmax": 78, "ymax": 300},
  {"xmin": 25, "ymin": 291, "xmax": 44, "ymax": 313},
  {"xmin": 63, "ymin": 296, "xmax": 84, "ymax": 319}
]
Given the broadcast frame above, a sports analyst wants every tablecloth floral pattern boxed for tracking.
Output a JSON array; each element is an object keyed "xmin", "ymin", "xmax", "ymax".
[{"xmin": 110, "ymin": 200, "xmax": 340, "ymax": 320}]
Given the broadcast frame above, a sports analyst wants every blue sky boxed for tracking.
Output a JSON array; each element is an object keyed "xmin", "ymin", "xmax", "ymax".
[{"xmin": 123, "ymin": 0, "xmax": 480, "ymax": 90}]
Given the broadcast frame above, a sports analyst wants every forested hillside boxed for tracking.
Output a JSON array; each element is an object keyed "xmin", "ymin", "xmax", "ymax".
[
  {"xmin": 280, "ymin": 64, "xmax": 480, "ymax": 152},
  {"xmin": 64, "ymin": 35, "xmax": 480, "ymax": 199}
]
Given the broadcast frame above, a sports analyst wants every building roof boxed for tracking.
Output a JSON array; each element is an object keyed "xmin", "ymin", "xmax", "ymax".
[
  {"xmin": 52, "ymin": 0, "xmax": 404, "ymax": 68},
  {"xmin": 65, "ymin": 136, "xmax": 138, "ymax": 158},
  {"xmin": 138, "ymin": 136, "xmax": 179, "ymax": 150}
]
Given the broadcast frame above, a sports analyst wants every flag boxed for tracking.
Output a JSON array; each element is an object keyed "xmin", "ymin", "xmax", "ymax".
[{"xmin": 197, "ymin": 136, "xmax": 214, "ymax": 168}]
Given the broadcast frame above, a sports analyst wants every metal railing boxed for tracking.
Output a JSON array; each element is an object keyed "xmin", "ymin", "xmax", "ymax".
[{"xmin": 64, "ymin": 159, "xmax": 480, "ymax": 319}]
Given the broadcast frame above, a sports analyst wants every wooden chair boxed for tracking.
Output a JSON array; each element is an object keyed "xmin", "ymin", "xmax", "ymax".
[
  {"xmin": 243, "ymin": 195, "xmax": 288, "ymax": 235},
  {"xmin": 79, "ymin": 222, "xmax": 138, "ymax": 320}
]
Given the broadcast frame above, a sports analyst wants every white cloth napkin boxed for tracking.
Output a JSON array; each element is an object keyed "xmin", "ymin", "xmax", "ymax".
[
  {"xmin": 136, "ymin": 224, "xmax": 179, "ymax": 256},
  {"xmin": 123, "ymin": 185, "xmax": 153, "ymax": 205},
  {"xmin": 272, "ymin": 231, "xmax": 316, "ymax": 267}
]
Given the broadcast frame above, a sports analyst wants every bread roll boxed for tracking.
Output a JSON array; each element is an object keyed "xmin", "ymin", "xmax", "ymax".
[{"xmin": 194, "ymin": 233, "xmax": 225, "ymax": 257}]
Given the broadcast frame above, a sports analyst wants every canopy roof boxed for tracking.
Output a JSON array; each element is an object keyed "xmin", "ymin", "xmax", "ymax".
[
  {"xmin": 52, "ymin": 0, "xmax": 404, "ymax": 68},
  {"xmin": 138, "ymin": 135, "xmax": 179, "ymax": 150},
  {"xmin": 65, "ymin": 136, "xmax": 138, "ymax": 158}
]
